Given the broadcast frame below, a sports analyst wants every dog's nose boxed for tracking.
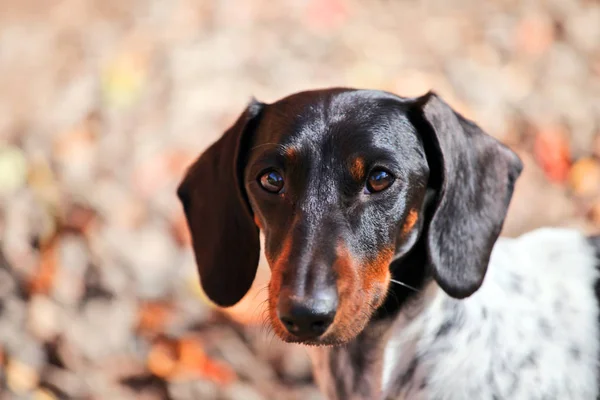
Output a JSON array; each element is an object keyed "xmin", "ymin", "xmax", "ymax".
[{"xmin": 277, "ymin": 288, "xmax": 338, "ymax": 339}]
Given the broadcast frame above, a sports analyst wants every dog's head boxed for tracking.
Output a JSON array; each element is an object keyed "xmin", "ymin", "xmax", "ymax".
[{"xmin": 177, "ymin": 89, "xmax": 522, "ymax": 345}]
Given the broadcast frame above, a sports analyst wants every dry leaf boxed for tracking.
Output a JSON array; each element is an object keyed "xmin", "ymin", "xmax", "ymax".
[
  {"xmin": 6, "ymin": 358, "xmax": 39, "ymax": 394},
  {"xmin": 533, "ymin": 127, "xmax": 571, "ymax": 183},
  {"xmin": 173, "ymin": 337, "xmax": 236, "ymax": 385},
  {"xmin": 62, "ymin": 204, "xmax": 97, "ymax": 236},
  {"xmin": 515, "ymin": 14, "xmax": 555, "ymax": 56},
  {"xmin": 28, "ymin": 239, "xmax": 58, "ymax": 296},
  {"xmin": 0, "ymin": 145, "xmax": 28, "ymax": 195},
  {"xmin": 33, "ymin": 388, "xmax": 58, "ymax": 400},
  {"xmin": 137, "ymin": 301, "xmax": 173, "ymax": 337},
  {"xmin": 568, "ymin": 157, "xmax": 600, "ymax": 197},
  {"xmin": 147, "ymin": 336, "xmax": 236, "ymax": 385},
  {"xmin": 27, "ymin": 158, "xmax": 61, "ymax": 213},
  {"xmin": 101, "ymin": 50, "xmax": 149, "ymax": 109},
  {"xmin": 147, "ymin": 337, "xmax": 178, "ymax": 379}
]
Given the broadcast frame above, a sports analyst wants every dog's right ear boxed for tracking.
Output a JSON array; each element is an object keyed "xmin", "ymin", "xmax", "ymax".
[{"xmin": 177, "ymin": 99, "xmax": 264, "ymax": 307}]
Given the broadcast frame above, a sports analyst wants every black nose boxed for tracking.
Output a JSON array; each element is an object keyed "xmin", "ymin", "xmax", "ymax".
[{"xmin": 277, "ymin": 288, "xmax": 338, "ymax": 339}]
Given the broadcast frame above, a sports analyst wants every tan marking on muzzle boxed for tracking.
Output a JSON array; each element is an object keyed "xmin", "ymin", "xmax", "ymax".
[{"xmin": 402, "ymin": 209, "xmax": 419, "ymax": 234}]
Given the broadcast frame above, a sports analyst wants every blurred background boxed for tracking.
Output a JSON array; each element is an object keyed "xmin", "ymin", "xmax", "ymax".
[{"xmin": 1, "ymin": 0, "xmax": 599, "ymax": 398}]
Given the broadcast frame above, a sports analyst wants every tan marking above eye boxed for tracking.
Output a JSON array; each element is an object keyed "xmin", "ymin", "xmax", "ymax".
[
  {"xmin": 284, "ymin": 146, "xmax": 297, "ymax": 161},
  {"xmin": 350, "ymin": 157, "xmax": 365, "ymax": 181}
]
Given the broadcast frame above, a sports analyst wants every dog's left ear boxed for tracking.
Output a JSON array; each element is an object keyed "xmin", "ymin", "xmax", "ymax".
[{"xmin": 411, "ymin": 92, "xmax": 523, "ymax": 298}]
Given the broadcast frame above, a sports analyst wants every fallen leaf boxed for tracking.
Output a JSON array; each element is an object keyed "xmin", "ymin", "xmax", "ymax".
[
  {"xmin": 147, "ymin": 336, "xmax": 236, "ymax": 385},
  {"xmin": 137, "ymin": 301, "xmax": 174, "ymax": 337},
  {"xmin": 27, "ymin": 158, "xmax": 61, "ymax": 212},
  {"xmin": 147, "ymin": 337, "xmax": 178, "ymax": 379},
  {"xmin": 6, "ymin": 358, "xmax": 39, "ymax": 394},
  {"xmin": 515, "ymin": 14, "xmax": 555, "ymax": 56},
  {"xmin": 0, "ymin": 145, "xmax": 28, "ymax": 195},
  {"xmin": 568, "ymin": 157, "xmax": 600, "ymax": 197},
  {"xmin": 62, "ymin": 204, "xmax": 97, "ymax": 236},
  {"xmin": 175, "ymin": 337, "xmax": 207, "ymax": 373},
  {"xmin": 28, "ymin": 239, "xmax": 58, "ymax": 296},
  {"xmin": 173, "ymin": 337, "xmax": 236, "ymax": 385},
  {"xmin": 101, "ymin": 50, "xmax": 149, "ymax": 109},
  {"xmin": 28, "ymin": 295, "xmax": 61, "ymax": 341},
  {"xmin": 533, "ymin": 127, "xmax": 571, "ymax": 183},
  {"xmin": 33, "ymin": 388, "xmax": 57, "ymax": 400}
]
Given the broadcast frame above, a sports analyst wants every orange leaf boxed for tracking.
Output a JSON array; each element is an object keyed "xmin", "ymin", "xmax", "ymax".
[
  {"xmin": 181, "ymin": 338, "xmax": 236, "ymax": 385},
  {"xmin": 568, "ymin": 157, "xmax": 600, "ymax": 197},
  {"xmin": 176, "ymin": 337, "xmax": 207, "ymax": 370},
  {"xmin": 136, "ymin": 302, "xmax": 173, "ymax": 337},
  {"xmin": 28, "ymin": 240, "xmax": 58, "ymax": 295},
  {"xmin": 198, "ymin": 357, "xmax": 236, "ymax": 385},
  {"xmin": 533, "ymin": 127, "xmax": 571, "ymax": 183},
  {"xmin": 147, "ymin": 337, "xmax": 178, "ymax": 379}
]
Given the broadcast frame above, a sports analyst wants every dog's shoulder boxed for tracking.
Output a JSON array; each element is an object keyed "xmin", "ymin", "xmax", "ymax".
[
  {"xmin": 386, "ymin": 228, "xmax": 600, "ymax": 399},
  {"xmin": 490, "ymin": 227, "xmax": 599, "ymax": 291}
]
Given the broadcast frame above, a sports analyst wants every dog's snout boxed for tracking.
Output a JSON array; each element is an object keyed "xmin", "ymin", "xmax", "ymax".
[{"xmin": 277, "ymin": 287, "xmax": 338, "ymax": 339}]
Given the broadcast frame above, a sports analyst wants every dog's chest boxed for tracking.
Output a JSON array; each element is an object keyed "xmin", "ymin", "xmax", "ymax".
[{"xmin": 308, "ymin": 303, "xmax": 433, "ymax": 400}]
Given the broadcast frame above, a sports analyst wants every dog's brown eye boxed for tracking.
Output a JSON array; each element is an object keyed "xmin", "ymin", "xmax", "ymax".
[
  {"xmin": 259, "ymin": 170, "xmax": 284, "ymax": 193},
  {"xmin": 365, "ymin": 169, "xmax": 394, "ymax": 193}
]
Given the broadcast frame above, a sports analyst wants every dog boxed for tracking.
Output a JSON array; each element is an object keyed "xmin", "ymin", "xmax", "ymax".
[{"xmin": 177, "ymin": 88, "xmax": 600, "ymax": 399}]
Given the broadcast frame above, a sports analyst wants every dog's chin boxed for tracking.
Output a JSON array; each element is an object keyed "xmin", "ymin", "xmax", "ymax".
[{"xmin": 269, "ymin": 314, "xmax": 372, "ymax": 347}]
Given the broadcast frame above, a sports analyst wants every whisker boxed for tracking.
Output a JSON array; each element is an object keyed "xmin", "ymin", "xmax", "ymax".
[{"xmin": 390, "ymin": 278, "xmax": 420, "ymax": 292}]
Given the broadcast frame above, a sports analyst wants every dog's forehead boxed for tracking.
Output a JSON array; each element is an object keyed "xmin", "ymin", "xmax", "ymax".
[{"xmin": 255, "ymin": 89, "xmax": 415, "ymax": 153}]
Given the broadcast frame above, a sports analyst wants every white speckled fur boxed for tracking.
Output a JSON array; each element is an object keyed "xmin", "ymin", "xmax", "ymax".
[{"xmin": 314, "ymin": 228, "xmax": 600, "ymax": 399}]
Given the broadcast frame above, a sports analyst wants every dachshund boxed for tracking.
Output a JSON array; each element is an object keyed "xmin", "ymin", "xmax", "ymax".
[{"xmin": 177, "ymin": 88, "xmax": 600, "ymax": 399}]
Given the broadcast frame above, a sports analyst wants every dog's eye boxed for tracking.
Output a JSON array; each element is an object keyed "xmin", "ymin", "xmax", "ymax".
[
  {"xmin": 365, "ymin": 169, "xmax": 394, "ymax": 193},
  {"xmin": 259, "ymin": 170, "xmax": 284, "ymax": 193}
]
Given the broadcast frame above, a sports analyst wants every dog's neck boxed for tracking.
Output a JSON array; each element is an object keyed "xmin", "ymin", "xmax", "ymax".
[
  {"xmin": 374, "ymin": 237, "xmax": 432, "ymax": 321},
  {"xmin": 312, "ymin": 249, "xmax": 437, "ymax": 400}
]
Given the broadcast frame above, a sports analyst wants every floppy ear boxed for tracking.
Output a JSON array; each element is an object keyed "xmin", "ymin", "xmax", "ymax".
[
  {"xmin": 177, "ymin": 100, "xmax": 264, "ymax": 307},
  {"xmin": 412, "ymin": 92, "xmax": 523, "ymax": 298}
]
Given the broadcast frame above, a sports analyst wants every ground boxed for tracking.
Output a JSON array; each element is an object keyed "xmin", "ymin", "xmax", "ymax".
[{"xmin": 0, "ymin": 0, "xmax": 599, "ymax": 399}]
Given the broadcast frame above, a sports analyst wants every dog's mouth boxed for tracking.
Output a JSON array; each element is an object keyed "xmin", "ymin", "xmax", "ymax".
[{"xmin": 267, "ymin": 277, "xmax": 391, "ymax": 346}]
